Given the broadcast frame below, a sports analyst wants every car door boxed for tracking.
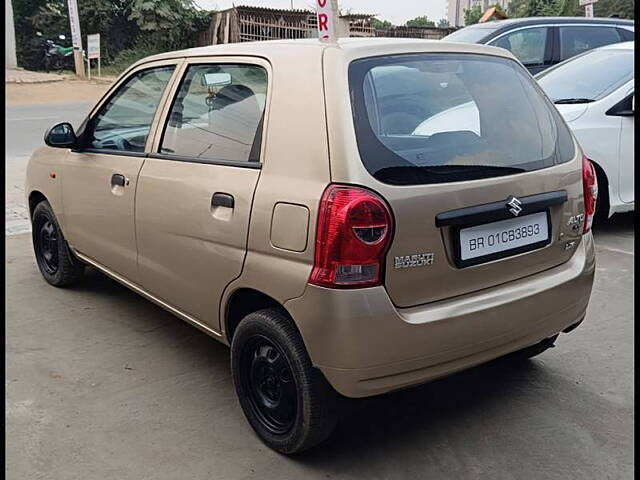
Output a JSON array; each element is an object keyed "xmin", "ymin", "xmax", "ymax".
[
  {"xmin": 489, "ymin": 26, "xmax": 552, "ymax": 75},
  {"xmin": 61, "ymin": 61, "xmax": 180, "ymax": 282},
  {"xmin": 135, "ymin": 57, "xmax": 269, "ymax": 332},
  {"xmin": 618, "ymin": 90, "xmax": 634, "ymax": 204}
]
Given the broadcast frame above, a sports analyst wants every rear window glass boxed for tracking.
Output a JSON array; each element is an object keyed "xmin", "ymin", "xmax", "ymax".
[
  {"xmin": 443, "ymin": 26, "xmax": 500, "ymax": 43},
  {"xmin": 559, "ymin": 26, "xmax": 621, "ymax": 60},
  {"xmin": 349, "ymin": 53, "xmax": 575, "ymax": 185}
]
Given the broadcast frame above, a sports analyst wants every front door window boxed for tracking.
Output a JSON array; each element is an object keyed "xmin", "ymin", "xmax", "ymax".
[
  {"xmin": 492, "ymin": 27, "xmax": 549, "ymax": 67},
  {"xmin": 85, "ymin": 66, "xmax": 175, "ymax": 152}
]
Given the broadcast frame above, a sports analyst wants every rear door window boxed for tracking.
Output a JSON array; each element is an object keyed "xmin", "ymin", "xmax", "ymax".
[
  {"xmin": 559, "ymin": 26, "xmax": 621, "ymax": 61},
  {"xmin": 159, "ymin": 63, "xmax": 267, "ymax": 164},
  {"xmin": 491, "ymin": 27, "xmax": 549, "ymax": 66},
  {"xmin": 349, "ymin": 53, "xmax": 575, "ymax": 185}
]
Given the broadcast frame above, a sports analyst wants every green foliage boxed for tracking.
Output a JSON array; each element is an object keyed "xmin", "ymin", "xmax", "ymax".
[
  {"xmin": 437, "ymin": 18, "xmax": 451, "ymax": 28},
  {"xmin": 464, "ymin": 6, "xmax": 483, "ymax": 25},
  {"xmin": 508, "ymin": 0, "xmax": 634, "ymax": 18},
  {"xmin": 12, "ymin": 0, "xmax": 212, "ymax": 71},
  {"xmin": 372, "ymin": 18, "xmax": 393, "ymax": 29},
  {"xmin": 405, "ymin": 15, "xmax": 436, "ymax": 27}
]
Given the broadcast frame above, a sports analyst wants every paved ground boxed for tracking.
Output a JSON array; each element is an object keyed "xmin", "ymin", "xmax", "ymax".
[
  {"xmin": 6, "ymin": 101, "xmax": 94, "ymax": 236},
  {"xmin": 5, "ymin": 85, "xmax": 634, "ymax": 479},
  {"xmin": 6, "ymin": 78, "xmax": 113, "ymax": 105},
  {"xmin": 5, "ymin": 216, "xmax": 634, "ymax": 479}
]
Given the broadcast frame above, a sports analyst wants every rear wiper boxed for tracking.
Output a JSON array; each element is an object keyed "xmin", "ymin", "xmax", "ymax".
[
  {"xmin": 553, "ymin": 98, "xmax": 595, "ymax": 104},
  {"xmin": 375, "ymin": 164, "xmax": 526, "ymax": 185}
]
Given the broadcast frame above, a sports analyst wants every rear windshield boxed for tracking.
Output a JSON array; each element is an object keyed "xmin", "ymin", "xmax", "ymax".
[
  {"xmin": 442, "ymin": 26, "xmax": 500, "ymax": 43},
  {"xmin": 349, "ymin": 53, "xmax": 575, "ymax": 185}
]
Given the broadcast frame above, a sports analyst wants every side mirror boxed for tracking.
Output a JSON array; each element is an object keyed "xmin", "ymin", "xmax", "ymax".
[
  {"xmin": 605, "ymin": 92, "xmax": 635, "ymax": 117},
  {"xmin": 58, "ymin": 34, "xmax": 66, "ymax": 40},
  {"xmin": 44, "ymin": 122, "xmax": 77, "ymax": 148}
]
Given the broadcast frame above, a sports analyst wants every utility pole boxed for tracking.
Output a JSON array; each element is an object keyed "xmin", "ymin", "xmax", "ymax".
[
  {"xmin": 579, "ymin": 0, "xmax": 597, "ymax": 18},
  {"xmin": 316, "ymin": 0, "xmax": 339, "ymax": 42},
  {"xmin": 67, "ymin": 0, "xmax": 85, "ymax": 78},
  {"xmin": 6, "ymin": 0, "xmax": 18, "ymax": 68}
]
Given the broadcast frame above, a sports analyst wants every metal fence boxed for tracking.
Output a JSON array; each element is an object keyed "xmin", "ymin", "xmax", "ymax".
[{"xmin": 197, "ymin": 7, "xmax": 457, "ymax": 46}]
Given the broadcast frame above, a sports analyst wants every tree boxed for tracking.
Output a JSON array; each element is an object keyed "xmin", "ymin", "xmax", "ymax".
[
  {"xmin": 12, "ymin": 0, "xmax": 211, "ymax": 70},
  {"xmin": 372, "ymin": 18, "xmax": 393, "ymax": 29},
  {"xmin": 405, "ymin": 15, "xmax": 436, "ymax": 28},
  {"xmin": 437, "ymin": 18, "xmax": 450, "ymax": 28},
  {"xmin": 508, "ymin": 0, "xmax": 633, "ymax": 18},
  {"xmin": 464, "ymin": 6, "xmax": 483, "ymax": 25}
]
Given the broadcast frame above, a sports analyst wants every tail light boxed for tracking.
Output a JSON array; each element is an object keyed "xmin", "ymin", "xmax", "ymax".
[
  {"xmin": 310, "ymin": 184, "xmax": 394, "ymax": 288},
  {"xmin": 582, "ymin": 156, "xmax": 598, "ymax": 234}
]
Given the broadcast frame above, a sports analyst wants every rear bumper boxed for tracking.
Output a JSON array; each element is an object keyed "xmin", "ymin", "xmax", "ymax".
[{"xmin": 285, "ymin": 233, "xmax": 596, "ymax": 398}]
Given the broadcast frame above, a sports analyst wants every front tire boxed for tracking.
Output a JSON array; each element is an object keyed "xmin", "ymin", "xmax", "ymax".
[
  {"xmin": 231, "ymin": 308, "xmax": 337, "ymax": 454},
  {"xmin": 31, "ymin": 201, "xmax": 84, "ymax": 287}
]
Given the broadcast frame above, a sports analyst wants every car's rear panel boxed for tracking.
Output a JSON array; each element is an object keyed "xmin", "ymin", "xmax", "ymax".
[
  {"xmin": 322, "ymin": 40, "xmax": 587, "ymax": 308},
  {"xmin": 379, "ymin": 161, "xmax": 584, "ymax": 307}
]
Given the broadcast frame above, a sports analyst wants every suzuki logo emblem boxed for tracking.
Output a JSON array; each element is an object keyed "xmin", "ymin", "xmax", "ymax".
[{"xmin": 506, "ymin": 196, "xmax": 522, "ymax": 216}]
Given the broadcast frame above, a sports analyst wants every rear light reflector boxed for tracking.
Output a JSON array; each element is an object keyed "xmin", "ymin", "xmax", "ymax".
[
  {"xmin": 582, "ymin": 156, "xmax": 598, "ymax": 233},
  {"xmin": 310, "ymin": 184, "xmax": 394, "ymax": 288}
]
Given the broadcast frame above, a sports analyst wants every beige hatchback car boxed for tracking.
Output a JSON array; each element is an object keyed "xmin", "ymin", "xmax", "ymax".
[{"xmin": 27, "ymin": 38, "xmax": 597, "ymax": 453}]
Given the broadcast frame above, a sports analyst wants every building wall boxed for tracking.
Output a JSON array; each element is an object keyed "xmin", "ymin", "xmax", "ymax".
[
  {"xmin": 6, "ymin": 0, "xmax": 18, "ymax": 68},
  {"xmin": 447, "ymin": 0, "xmax": 509, "ymax": 27}
]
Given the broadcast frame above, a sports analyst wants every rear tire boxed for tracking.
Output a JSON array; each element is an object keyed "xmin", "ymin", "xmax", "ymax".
[
  {"xmin": 31, "ymin": 201, "xmax": 84, "ymax": 287},
  {"xmin": 231, "ymin": 308, "xmax": 337, "ymax": 454},
  {"xmin": 507, "ymin": 334, "xmax": 559, "ymax": 361}
]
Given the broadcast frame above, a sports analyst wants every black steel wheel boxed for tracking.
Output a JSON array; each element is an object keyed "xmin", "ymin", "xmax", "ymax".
[
  {"xmin": 240, "ymin": 334, "xmax": 297, "ymax": 435},
  {"xmin": 231, "ymin": 308, "xmax": 337, "ymax": 454},
  {"xmin": 31, "ymin": 201, "xmax": 84, "ymax": 287},
  {"xmin": 34, "ymin": 216, "xmax": 59, "ymax": 276}
]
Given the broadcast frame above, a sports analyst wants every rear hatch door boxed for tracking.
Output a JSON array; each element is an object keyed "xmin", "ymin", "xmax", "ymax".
[{"xmin": 347, "ymin": 51, "xmax": 584, "ymax": 308}]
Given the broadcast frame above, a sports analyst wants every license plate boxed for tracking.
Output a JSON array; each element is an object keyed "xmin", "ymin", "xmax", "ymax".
[{"xmin": 457, "ymin": 211, "xmax": 550, "ymax": 266}]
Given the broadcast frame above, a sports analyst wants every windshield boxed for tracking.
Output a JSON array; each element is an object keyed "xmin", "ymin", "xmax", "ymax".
[
  {"xmin": 443, "ymin": 25, "xmax": 501, "ymax": 43},
  {"xmin": 537, "ymin": 48, "xmax": 634, "ymax": 103},
  {"xmin": 349, "ymin": 53, "xmax": 575, "ymax": 185}
]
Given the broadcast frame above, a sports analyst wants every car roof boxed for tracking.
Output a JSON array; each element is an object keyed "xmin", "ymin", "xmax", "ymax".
[
  {"xmin": 460, "ymin": 16, "xmax": 634, "ymax": 30},
  {"xmin": 132, "ymin": 37, "xmax": 516, "ymax": 68}
]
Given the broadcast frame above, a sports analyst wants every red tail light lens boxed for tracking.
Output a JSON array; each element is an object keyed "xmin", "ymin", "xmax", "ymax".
[
  {"xmin": 310, "ymin": 184, "xmax": 393, "ymax": 288},
  {"xmin": 582, "ymin": 156, "xmax": 598, "ymax": 234}
]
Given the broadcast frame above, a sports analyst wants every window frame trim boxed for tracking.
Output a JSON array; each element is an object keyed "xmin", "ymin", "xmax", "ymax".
[
  {"xmin": 148, "ymin": 55, "xmax": 272, "ymax": 168},
  {"xmin": 73, "ymin": 58, "xmax": 185, "ymax": 158}
]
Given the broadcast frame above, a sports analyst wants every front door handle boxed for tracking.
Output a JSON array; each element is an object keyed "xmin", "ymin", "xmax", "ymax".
[
  {"xmin": 211, "ymin": 192, "xmax": 234, "ymax": 208},
  {"xmin": 111, "ymin": 173, "xmax": 128, "ymax": 187}
]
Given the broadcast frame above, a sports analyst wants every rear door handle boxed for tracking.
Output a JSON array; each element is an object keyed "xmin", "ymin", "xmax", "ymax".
[
  {"xmin": 111, "ymin": 173, "xmax": 128, "ymax": 187},
  {"xmin": 211, "ymin": 192, "xmax": 234, "ymax": 208}
]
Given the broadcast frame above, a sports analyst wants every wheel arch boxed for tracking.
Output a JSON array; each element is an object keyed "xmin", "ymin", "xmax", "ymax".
[
  {"xmin": 28, "ymin": 190, "xmax": 48, "ymax": 218},
  {"xmin": 589, "ymin": 159, "xmax": 611, "ymax": 218},
  {"xmin": 224, "ymin": 287, "xmax": 286, "ymax": 344}
]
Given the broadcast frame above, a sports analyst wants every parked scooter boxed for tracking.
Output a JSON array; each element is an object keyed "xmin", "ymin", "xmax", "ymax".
[{"xmin": 37, "ymin": 32, "xmax": 77, "ymax": 72}]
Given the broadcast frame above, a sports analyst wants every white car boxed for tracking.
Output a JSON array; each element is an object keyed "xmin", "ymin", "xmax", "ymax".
[{"xmin": 536, "ymin": 41, "xmax": 634, "ymax": 219}]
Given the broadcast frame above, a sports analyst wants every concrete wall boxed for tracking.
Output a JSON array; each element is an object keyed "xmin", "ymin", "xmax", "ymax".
[{"xmin": 6, "ymin": 0, "xmax": 18, "ymax": 68}]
